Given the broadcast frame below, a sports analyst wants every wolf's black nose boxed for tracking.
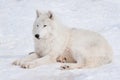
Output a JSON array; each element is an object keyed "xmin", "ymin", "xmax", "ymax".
[{"xmin": 35, "ymin": 34, "xmax": 40, "ymax": 39}]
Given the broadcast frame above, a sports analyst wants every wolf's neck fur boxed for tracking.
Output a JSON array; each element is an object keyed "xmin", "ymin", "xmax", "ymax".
[
  {"xmin": 49, "ymin": 21, "xmax": 70, "ymax": 53},
  {"xmin": 52, "ymin": 20, "xmax": 70, "ymax": 42}
]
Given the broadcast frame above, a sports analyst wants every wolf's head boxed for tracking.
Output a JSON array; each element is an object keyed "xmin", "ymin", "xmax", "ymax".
[{"xmin": 33, "ymin": 10, "xmax": 55, "ymax": 40}]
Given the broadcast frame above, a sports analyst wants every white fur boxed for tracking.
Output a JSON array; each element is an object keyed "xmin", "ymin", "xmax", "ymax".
[{"xmin": 13, "ymin": 10, "xmax": 113, "ymax": 69}]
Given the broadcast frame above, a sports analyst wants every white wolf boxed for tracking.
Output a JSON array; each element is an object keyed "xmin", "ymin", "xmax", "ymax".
[{"xmin": 13, "ymin": 10, "xmax": 113, "ymax": 70}]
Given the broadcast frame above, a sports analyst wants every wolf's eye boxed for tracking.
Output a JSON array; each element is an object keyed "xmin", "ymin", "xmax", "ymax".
[
  {"xmin": 43, "ymin": 25, "xmax": 47, "ymax": 27},
  {"xmin": 37, "ymin": 25, "xmax": 39, "ymax": 27}
]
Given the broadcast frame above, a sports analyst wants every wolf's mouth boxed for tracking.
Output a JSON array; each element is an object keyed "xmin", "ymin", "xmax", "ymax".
[{"xmin": 35, "ymin": 37, "xmax": 40, "ymax": 39}]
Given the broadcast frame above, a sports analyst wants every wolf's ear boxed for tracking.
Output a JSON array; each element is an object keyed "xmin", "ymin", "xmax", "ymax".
[
  {"xmin": 36, "ymin": 10, "xmax": 41, "ymax": 18},
  {"xmin": 47, "ymin": 11, "xmax": 54, "ymax": 20}
]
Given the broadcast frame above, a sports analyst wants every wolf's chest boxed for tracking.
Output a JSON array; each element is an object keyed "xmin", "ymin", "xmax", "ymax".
[{"xmin": 35, "ymin": 39, "xmax": 53, "ymax": 56}]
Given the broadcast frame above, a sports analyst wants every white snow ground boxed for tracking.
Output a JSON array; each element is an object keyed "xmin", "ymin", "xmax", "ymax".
[{"xmin": 0, "ymin": 0, "xmax": 120, "ymax": 80}]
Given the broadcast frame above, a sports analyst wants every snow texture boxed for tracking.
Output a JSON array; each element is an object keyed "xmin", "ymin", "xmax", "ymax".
[{"xmin": 0, "ymin": 0, "xmax": 120, "ymax": 80}]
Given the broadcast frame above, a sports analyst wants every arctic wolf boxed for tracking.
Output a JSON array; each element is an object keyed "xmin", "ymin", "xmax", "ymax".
[{"xmin": 13, "ymin": 10, "xmax": 113, "ymax": 70}]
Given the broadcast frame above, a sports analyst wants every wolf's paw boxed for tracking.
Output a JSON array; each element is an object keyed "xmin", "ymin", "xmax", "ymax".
[
  {"xmin": 60, "ymin": 65, "xmax": 70, "ymax": 70},
  {"xmin": 56, "ymin": 55, "xmax": 67, "ymax": 63},
  {"xmin": 21, "ymin": 62, "xmax": 37, "ymax": 69},
  {"xmin": 12, "ymin": 59, "xmax": 25, "ymax": 66}
]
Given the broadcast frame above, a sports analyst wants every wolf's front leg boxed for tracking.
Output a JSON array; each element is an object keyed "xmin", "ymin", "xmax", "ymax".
[
  {"xmin": 21, "ymin": 54, "xmax": 56, "ymax": 69},
  {"xmin": 12, "ymin": 53, "xmax": 38, "ymax": 66}
]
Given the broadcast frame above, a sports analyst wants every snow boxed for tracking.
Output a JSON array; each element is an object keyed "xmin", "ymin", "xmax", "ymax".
[{"xmin": 0, "ymin": 0, "xmax": 120, "ymax": 80}]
